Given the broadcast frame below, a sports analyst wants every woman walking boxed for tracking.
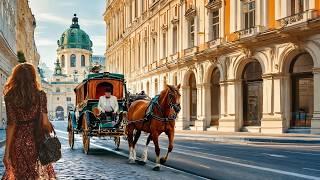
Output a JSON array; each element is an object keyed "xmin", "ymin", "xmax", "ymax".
[{"xmin": 2, "ymin": 63, "xmax": 56, "ymax": 179}]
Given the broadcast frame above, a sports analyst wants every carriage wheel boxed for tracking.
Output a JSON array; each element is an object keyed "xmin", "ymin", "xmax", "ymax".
[
  {"xmin": 68, "ymin": 115, "xmax": 74, "ymax": 149},
  {"xmin": 114, "ymin": 137, "xmax": 120, "ymax": 150},
  {"xmin": 82, "ymin": 115, "xmax": 90, "ymax": 155}
]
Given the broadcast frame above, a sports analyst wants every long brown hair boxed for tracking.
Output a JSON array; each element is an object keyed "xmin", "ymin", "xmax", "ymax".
[{"xmin": 3, "ymin": 63, "xmax": 41, "ymax": 110}]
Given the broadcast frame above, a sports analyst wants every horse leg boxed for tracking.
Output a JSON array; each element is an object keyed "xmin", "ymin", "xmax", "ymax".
[
  {"xmin": 132, "ymin": 130, "xmax": 141, "ymax": 161},
  {"xmin": 127, "ymin": 125, "xmax": 135, "ymax": 163},
  {"xmin": 142, "ymin": 134, "xmax": 151, "ymax": 162},
  {"xmin": 160, "ymin": 131, "xmax": 174, "ymax": 165},
  {"xmin": 136, "ymin": 134, "xmax": 151, "ymax": 165},
  {"xmin": 152, "ymin": 133, "xmax": 161, "ymax": 171}
]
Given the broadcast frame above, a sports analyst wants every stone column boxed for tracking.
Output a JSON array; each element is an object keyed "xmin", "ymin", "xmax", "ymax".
[
  {"xmin": 261, "ymin": 74, "xmax": 284, "ymax": 134},
  {"xmin": 193, "ymin": 83, "xmax": 208, "ymax": 131},
  {"xmin": 202, "ymin": 83, "xmax": 212, "ymax": 128},
  {"xmin": 311, "ymin": 68, "xmax": 320, "ymax": 134},
  {"xmin": 218, "ymin": 80, "xmax": 237, "ymax": 132},
  {"xmin": 176, "ymin": 85, "xmax": 190, "ymax": 130}
]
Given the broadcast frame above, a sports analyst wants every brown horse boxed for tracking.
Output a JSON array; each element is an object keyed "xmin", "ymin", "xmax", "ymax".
[{"xmin": 126, "ymin": 84, "xmax": 181, "ymax": 171}]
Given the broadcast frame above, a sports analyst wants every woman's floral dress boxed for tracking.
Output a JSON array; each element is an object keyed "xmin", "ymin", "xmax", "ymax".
[{"xmin": 2, "ymin": 91, "xmax": 56, "ymax": 180}]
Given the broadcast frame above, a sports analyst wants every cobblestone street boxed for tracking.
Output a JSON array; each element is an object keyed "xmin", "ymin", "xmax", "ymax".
[{"xmin": 0, "ymin": 136, "xmax": 197, "ymax": 180}]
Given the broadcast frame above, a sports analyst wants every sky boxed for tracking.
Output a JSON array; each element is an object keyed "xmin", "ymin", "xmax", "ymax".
[{"xmin": 29, "ymin": 0, "xmax": 106, "ymax": 69}]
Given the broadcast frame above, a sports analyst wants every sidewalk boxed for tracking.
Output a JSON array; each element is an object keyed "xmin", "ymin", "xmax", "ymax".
[{"xmin": 175, "ymin": 130, "xmax": 320, "ymax": 144}]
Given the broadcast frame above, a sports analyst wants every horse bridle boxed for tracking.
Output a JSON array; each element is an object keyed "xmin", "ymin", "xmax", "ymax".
[
  {"xmin": 151, "ymin": 89, "xmax": 181, "ymax": 122},
  {"xmin": 168, "ymin": 91, "xmax": 181, "ymax": 114}
]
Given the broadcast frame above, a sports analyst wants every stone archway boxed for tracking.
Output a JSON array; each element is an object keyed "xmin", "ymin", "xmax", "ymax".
[
  {"xmin": 242, "ymin": 60, "xmax": 263, "ymax": 128},
  {"xmin": 289, "ymin": 53, "xmax": 314, "ymax": 128},
  {"xmin": 189, "ymin": 72, "xmax": 197, "ymax": 126},
  {"xmin": 210, "ymin": 68, "xmax": 221, "ymax": 127}
]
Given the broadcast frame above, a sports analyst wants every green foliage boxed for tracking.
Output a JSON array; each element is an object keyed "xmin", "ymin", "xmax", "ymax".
[{"xmin": 17, "ymin": 51, "xmax": 26, "ymax": 63}]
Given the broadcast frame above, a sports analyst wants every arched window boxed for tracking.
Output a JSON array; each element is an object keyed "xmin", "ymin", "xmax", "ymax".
[
  {"xmin": 61, "ymin": 55, "xmax": 65, "ymax": 67},
  {"xmin": 70, "ymin": 54, "xmax": 76, "ymax": 67},
  {"xmin": 81, "ymin": 55, "xmax": 85, "ymax": 67}
]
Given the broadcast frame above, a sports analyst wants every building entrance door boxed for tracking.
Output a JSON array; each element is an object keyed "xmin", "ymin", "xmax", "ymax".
[{"xmin": 291, "ymin": 75, "xmax": 313, "ymax": 127}]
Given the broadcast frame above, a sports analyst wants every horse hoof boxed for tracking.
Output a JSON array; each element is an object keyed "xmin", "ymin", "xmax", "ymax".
[
  {"xmin": 152, "ymin": 166, "xmax": 160, "ymax": 171},
  {"xmin": 128, "ymin": 159, "xmax": 135, "ymax": 164},
  {"xmin": 160, "ymin": 157, "xmax": 166, "ymax": 165},
  {"xmin": 135, "ymin": 160, "xmax": 146, "ymax": 165}
]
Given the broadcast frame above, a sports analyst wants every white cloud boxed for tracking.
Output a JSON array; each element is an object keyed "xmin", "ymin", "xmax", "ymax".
[
  {"xmin": 37, "ymin": 13, "xmax": 70, "ymax": 25},
  {"xmin": 36, "ymin": 38, "xmax": 57, "ymax": 46},
  {"xmin": 91, "ymin": 35, "xmax": 106, "ymax": 46}
]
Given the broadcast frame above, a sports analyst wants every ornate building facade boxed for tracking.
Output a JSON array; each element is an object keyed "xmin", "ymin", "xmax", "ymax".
[
  {"xmin": 0, "ymin": 0, "xmax": 18, "ymax": 128},
  {"xmin": 104, "ymin": 0, "xmax": 320, "ymax": 134},
  {"xmin": 16, "ymin": 0, "xmax": 40, "ymax": 67}
]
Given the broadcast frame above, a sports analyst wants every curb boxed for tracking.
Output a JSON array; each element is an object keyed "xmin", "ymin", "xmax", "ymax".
[{"xmin": 175, "ymin": 134, "xmax": 320, "ymax": 144}]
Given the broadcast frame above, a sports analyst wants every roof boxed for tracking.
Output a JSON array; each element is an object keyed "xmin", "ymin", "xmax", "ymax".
[
  {"xmin": 84, "ymin": 72, "xmax": 124, "ymax": 81},
  {"xmin": 57, "ymin": 14, "xmax": 92, "ymax": 51},
  {"xmin": 74, "ymin": 72, "xmax": 125, "ymax": 90}
]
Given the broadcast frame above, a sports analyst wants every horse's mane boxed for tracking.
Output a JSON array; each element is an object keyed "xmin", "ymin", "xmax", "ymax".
[{"xmin": 157, "ymin": 86, "xmax": 173, "ymax": 117}]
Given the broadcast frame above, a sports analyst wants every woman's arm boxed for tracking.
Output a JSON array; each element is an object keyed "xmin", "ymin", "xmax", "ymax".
[
  {"xmin": 4, "ymin": 124, "xmax": 15, "ymax": 158},
  {"xmin": 39, "ymin": 91, "xmax": 53, "ymax": 133},
  {"xmin": 42, "ymin": 113, "xmax": 53, "ymax": 133},
  {"xmin": 3, "ymin": 99, "xmax": 16, "ymax": 164}
]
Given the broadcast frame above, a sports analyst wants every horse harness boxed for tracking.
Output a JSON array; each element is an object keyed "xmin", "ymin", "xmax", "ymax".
[{"xmin": 128, "ymin": 91, "xmax": 181, "ymax": 124}]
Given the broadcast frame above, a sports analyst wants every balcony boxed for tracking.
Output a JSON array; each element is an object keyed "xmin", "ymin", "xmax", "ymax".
[
  {"xmin": 207, "ymin": 38, "xmax": 223, "ymax": 49},
  {"xmin": 277, "ymin": 10, "xmax": 320, "ymax": 28},
  {"xmin": 183, "ymin": 46, "xmax": 198, "ymax": 59},
  {"xmin": 234, "ymin": 26, "xmax": 265, "ymax": 39}
]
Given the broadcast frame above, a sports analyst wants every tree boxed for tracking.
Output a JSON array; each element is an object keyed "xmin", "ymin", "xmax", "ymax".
[{"xmin": 17, "ymin": 51, "xmax": 26, "ymax": 63}]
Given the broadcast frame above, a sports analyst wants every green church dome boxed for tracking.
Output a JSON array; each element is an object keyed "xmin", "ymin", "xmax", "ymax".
[{"xmin": 57, "ymin": 14, "xmax": 93, "ymax": 51}]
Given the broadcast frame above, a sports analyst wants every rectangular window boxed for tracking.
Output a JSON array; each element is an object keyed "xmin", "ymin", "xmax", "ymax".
[
  {"xmin": 153, "ymin": 38, "xmax": 157, "ymax": 62},
  {"xmin": 129, "ymin": 2, "xmax": 132, "ymax": 23},
  {"xmin": 291, "ymin": 0, "xmax": 304, "ymax": 15},
  {"xmin": 67, "ymin": 97, "xmax": 71, "ymax": 101},
  {"xmin": 138, "ymin": 44, "xmax": 141, "ymax": 68},
  {"xmin": 189, "ymin": 18, "xmax": 195, "ymax": 48},
  {"xmin": 243, "ymin": 0, "xmax": 255, "ymax": 30},
  {"xmin": 173, "ymin": 26, "xmax": 178, "ymax": 54},
  {"xmin": 162, "ymin": 33, "xmax": 166, "ymax": 58},
  {"xmin": 211, "ymin": 10, "xmax": 219, "ymax": 40},
  {"xmin": 135, "ymin": 0, "xmax": 138, "ymax": 18},
  {"xmin": 144, "ymin": 41, "xmax": 148, "ymax": 66}
]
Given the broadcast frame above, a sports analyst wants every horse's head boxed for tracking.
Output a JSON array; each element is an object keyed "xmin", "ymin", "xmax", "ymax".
[{"xmin": 165, "ymin": 84, "xmax": 181, "ymax": 114}]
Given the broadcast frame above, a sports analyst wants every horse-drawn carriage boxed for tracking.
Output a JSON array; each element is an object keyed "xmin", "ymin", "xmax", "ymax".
[{"xmin": 67, "ymin": 72, "xmax": 128, "ymax": 154}]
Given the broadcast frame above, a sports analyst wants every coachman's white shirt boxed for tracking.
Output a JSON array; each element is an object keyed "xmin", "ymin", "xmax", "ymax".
[{"xmin": 97, "ymin": 95, "xmax": 119, "ymax": 113}]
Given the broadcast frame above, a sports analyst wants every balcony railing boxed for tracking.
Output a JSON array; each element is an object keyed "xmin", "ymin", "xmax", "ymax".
[
  {"xmin": 234, "ymin": 26, "xmax": 264, "ymax": 39},
  {"xmin": 278, "ymin": 9, "xmax": 320, "ymax": 28}
]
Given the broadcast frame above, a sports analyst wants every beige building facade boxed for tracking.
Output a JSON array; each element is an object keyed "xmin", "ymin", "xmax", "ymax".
[
  {"xmin": 16, "ymin": 0, "xmax": 40, "ymax": 67},
  {"xmin": 104, "ymin": 0, "xmax": 320, "ymax": 134},
  {"xmin": 0, "ymin": 0, "xmax": 19, "ymax": 128}
]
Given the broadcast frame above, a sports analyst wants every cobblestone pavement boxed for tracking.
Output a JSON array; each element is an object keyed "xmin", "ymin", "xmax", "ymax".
[{"xmin": 0, "ymin": 136, "xmax": 198, "ymax": 180}]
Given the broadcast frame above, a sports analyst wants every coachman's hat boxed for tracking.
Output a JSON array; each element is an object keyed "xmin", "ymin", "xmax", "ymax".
[{"xmin": 105, "ymin": 86, "xmax": 112, "ymax": 93}]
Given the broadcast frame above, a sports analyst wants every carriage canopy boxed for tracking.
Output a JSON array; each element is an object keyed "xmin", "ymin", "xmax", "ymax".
[{"xmin": 74, "ymin": 72, "xmax": 126, "ymax": 106}]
